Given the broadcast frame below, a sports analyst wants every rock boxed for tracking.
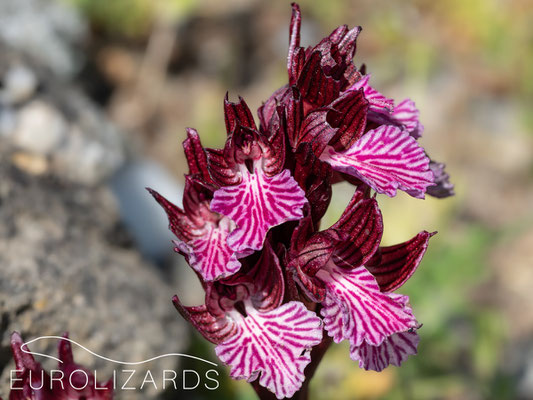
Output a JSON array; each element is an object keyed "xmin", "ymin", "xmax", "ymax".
[
  {"xmin": 0, "ymin": 0, "xmax": 86, "ymax": 77},
  {"xmin": 0, "ymin": 44, "xmax": 127, "ymax": 186},
  {"xmin": 0, "ymin": 161, "xmax": 188, "ymax": 399},
  {"xmin": 0, "ymin": 63, "xmax": 38, "ymax": 104},
  {"xmin": 12, "ymin": 99, "xmax": 66, "ymax": 154}
]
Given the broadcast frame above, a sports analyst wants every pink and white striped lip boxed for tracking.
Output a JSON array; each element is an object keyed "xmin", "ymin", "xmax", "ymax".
[
  {"xmin": 211, "ymin": 168, "xmax": 307, "ymax": 254},
  {"xmin": 391, "ymin": 98, "xmax": 424, "ymax": 138},
  {"xmin": 350, "ymin": 330, "xmax": 420, "ymax": 371},
  {"xmin": 320, "ymin": 125, "xmax": 434, "ymax": 198},
  {"xmin": 174, "ymin": 217, "xmax": 241, "ymax": 282},
  {"xmin": 317, "ymin": 262, "xmax": 418, "ymax": 348},
  {"xmin": 215, "ymin": 301, "xmax": 323, "ymax": 399}
]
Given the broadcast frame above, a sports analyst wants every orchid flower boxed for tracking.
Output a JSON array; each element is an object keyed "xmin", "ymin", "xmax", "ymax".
[
  {"xmin": 150, "ymin": 3, "xmax": 454, "ymax": 399},
  {"xmin": 6, "ymin": 332, "xmax": 113, "ymax": 400}
]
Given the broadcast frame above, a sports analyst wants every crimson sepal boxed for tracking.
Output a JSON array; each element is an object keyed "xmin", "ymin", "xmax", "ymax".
[
  {"xmin": 9, "ymin": 332, "xmax": 53, "ymax": 400},
  {"xmin": 8, "ymin": 332, "xmax": 113, "ymax": 399},
  {"xmin": 326, "ymin": 88, "xmax": 369, "ymax": 151},
  {"xmin": 147, "ymin": 187, "xmax": 198, "ymax": 243},
  {"xmin": 288, "ymin": 3, "xmax": 302, "ymax": 85},
  {"xmin": 172, "ymin": 295, "xmax": 238, "ymax": 344},
  {"xmin": 55, "ymin": 333, "xmax": 114, "ymax": 399},
  {"xmin": 248, "ymin": 242, "xmax": 285, "ymax": 312},
  {"xmin": 366, "ymin": 231, "xmax": 435, "ymax": 292},
  {"xmin": 262, "ymin": 106, "xmax": 287, "ymax": 176},
  {"xmin": 206, "ymin": 148, "xmax": 241, "ymax": 186},
  {"xmin": 330, "ymin": 189, "xmax": 383, "ymax": 269},
  {"xmin": 224, "ymin": 94, "xmax": 257, "ymax": 134},
  {"xmin": 183, "ymin": 128, "xmax": 213, "ymax": 184},
  {"xmin": 258, "ymin": 85, "xmax": 291, "ymax": 132},
  {"xmin": 426, "ymin": 159, "xmax": 455, "ymax": 199},
  {"xmin": 294, "ymin": 143, "xmax": 332, "ymax": 223}
]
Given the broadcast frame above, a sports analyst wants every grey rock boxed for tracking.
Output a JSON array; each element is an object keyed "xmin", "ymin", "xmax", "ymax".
[
  {"xmin": 0, "ymin": 0, "xmax": 86, "ymax": 77},
  {"xmin": 0, "ymin": 63, "xmax": 38, "ymax": 104},
  {"xmin": 0, "ymin": 161, "xmax": 188, "ymax": 399},
  {"xmin": 0, "ymin": 44, "xmax": 127, "ymax": 186}
]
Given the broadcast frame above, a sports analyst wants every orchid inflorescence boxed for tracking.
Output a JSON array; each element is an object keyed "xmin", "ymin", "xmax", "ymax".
[
  {"xmin": 149, "ymin": 3, "xmax": 454, "ymax": 399},
  {"xmin": 4, "ymin": 332, "xmax": 113, "ymax": 400}
]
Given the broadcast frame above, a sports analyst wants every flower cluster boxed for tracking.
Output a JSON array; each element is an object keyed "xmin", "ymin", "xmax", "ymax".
[
  {"xmin": 3, "ymin": 332, "xmax": 113, "ymax": 400},
  {"xmin": 149, "ymin": 3, "xmax": 453, "ymax": 399}
]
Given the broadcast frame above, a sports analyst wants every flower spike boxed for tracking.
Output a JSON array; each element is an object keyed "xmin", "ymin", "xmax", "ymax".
[{"xmin": 150, "ymin": 3, "xmax": 453, "ymax": 397}]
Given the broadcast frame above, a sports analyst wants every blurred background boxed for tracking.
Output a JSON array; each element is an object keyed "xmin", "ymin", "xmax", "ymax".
[{"xmin": 0, "ymin": 0, "xmax": 532, "ymax": 399}]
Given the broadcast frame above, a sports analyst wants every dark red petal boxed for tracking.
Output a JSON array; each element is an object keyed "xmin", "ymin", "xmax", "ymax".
[
  {"xmin": 366, "ymin": 231, "xmax": 435, "ymax": 292},
  {"xmin": 291, "ymin": 229, "xmax": 346, "ymax": 277},
  {"xmin": 288, "ymin": 3, "xmax": 302, "ymax": 85},
  {"xmin": 286, "ymin": 86, "xmax": 304, "ymax": 150},
  {"xmin": 224, "ymin": 94, "xmax": 257, "ymax": 134},
  {"xmin": 57, "ymin": 332, "xmax": 74, "ymax": 366},
  {"xmin": 262, "ymin": 107, "xmax": 286, "ymax": 176},
  {"xmin": 297, "ymin": 50, "xmax": 343, "ymax": 107},
  {"xmin": 427, "ymin": 160, "xmax": 455, "ymax": 198},
  {"xmin": 249, "ymin": 242, "xmax": 285, "ymax": 312},
  {"xmin": 294, "ymin": 143, "xmax": 333, "ymax": 223},
  {"xmin": 327, "ymin": 89, "xmax": 369, "ymax": 151},
  {"xmin": 331, "ymin": 189, "xmax": 383, "ymax": 268},
  {"xmin": 206, "ymin": 148, "xmax": 240, "ymax": 186},
  {"xmin": 258, "ymin": 85, "xmax": 290, "ymax": 131},
  {"xmin": 183, "ymin": 127, "xmax": 212, "ymax": 183},
  {"xmin": 146, "ymin": 187, "xmax": 198, "ymax": 243},
  {"xmin": 296, "ymin": 107, "xmax": 340, "ymax": 156},
  {"xmin": 10, "ymin": 331, "xmax": 39, "ymax": 372},
  {"xmin": 172, "ymin": 295, "xmax": 237, "ymax": 344}
]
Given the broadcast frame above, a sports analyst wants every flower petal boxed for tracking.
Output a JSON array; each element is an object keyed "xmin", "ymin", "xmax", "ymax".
[
  {"xmin": 224, "ymin": 94, "xmax": 257, "ymax": 134},
  {"xmin": 175, "ymin": 217, "xmax": 242, "ymax": 281},
  {"xmin": 318, "ymin": 264, "xmax": 418, "ymax": 347},
  {"xmin": 172, "ymin": 295, "xmax": 238, "ymax": 344},
  {"xmin": 391, "ymin": 99, "xmax": 424, "ymax": 138},
  {"xmin": 426, "ymin": 159, "xmax": 455, "ymax": 198},
  {"xmin": 288, "ymin": 3, "xmax": 302, "ymax": 85},
  {"xmin": 366, "ymin": 231, "xmax": 435, "ymax": 292},
  {"xmin": 183, "ymin": 127, "xmax": 212, "ymax": 183},
  {"xmin": 331, "ymin": 189, "xmax": 383, "ymax": 268},
  {"xmin": 211, "ymin": 169, "xmax": 307, "ymax": 253},
  {"xmin": 350, "ymin": 331, "xmax": 419, "ymax": 371},
  {"xmin": 321, "ymin": 125, "xmax": 434, "ymax": 198},
  {"xmin": 347, "ymin": 75, "xmax": 393, "ymax": 113},
  {"xmin": 327, "ymin": 89, "xmax": 369, "ymax": 151},
  {"xmin": 249, "ymin": 242, "xmax": 285, "ymax": 312},
  {"xmin": 215, "ymin": 302, "xmax": 323, "ymax": 399}
]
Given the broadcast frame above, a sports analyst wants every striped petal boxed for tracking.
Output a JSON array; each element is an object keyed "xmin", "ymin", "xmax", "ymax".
[
  {"xmin": 347, "ymin": 75, "xmax": 393, "ymax": 114},
  {"xmin": 175, "ymin": 217, "xmax": 241, "ymax": 281},
  {"xmin": 215, "ymin": 301, "xmax": 323, "ymax": 399},
  {"xmin": 211, "ymin": 169, "xmax": 307, "ymax": 253},
  {"xmin": 317, "ymin": 263, "xmax": 418, "ymax": 347},
  {"xmin": 350, "ymin": 331, "xmax": 419, "ymax": 371},
  {"xmin": 350, "ymin": 294, "xmax": 420, "ymax": 371},
  {"xmin": 320, "ymin": 125, "xmax": 434, "ymax": 198},
  {"xmin": 391, "ymin": 99, "xmax": 424, "ymax": 139}
]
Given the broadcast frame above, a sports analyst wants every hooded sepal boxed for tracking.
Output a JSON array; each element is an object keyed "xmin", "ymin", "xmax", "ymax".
[
  {"xmin": 224, "ymin": 94, "xmax": 257, "ymax": 134},
  {"xmin": 183, "ymin": 128, "xmax": 213, "ymax": 183},
  {"xmin": 330, "ymin": 189, "xmax": 383, "ymax": 268},
  {"xmin": 366, "ymin": 231, "xmax": 434, "ymax": 292},
  {"xmin": 172, "ymin": 295, "xmax": 238, "ymax": 344}
]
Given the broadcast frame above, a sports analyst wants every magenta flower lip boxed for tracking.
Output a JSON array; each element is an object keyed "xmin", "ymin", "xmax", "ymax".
[{"xmin": 149, "ymin": 3, "xmax": 454, "ymax": 398}]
